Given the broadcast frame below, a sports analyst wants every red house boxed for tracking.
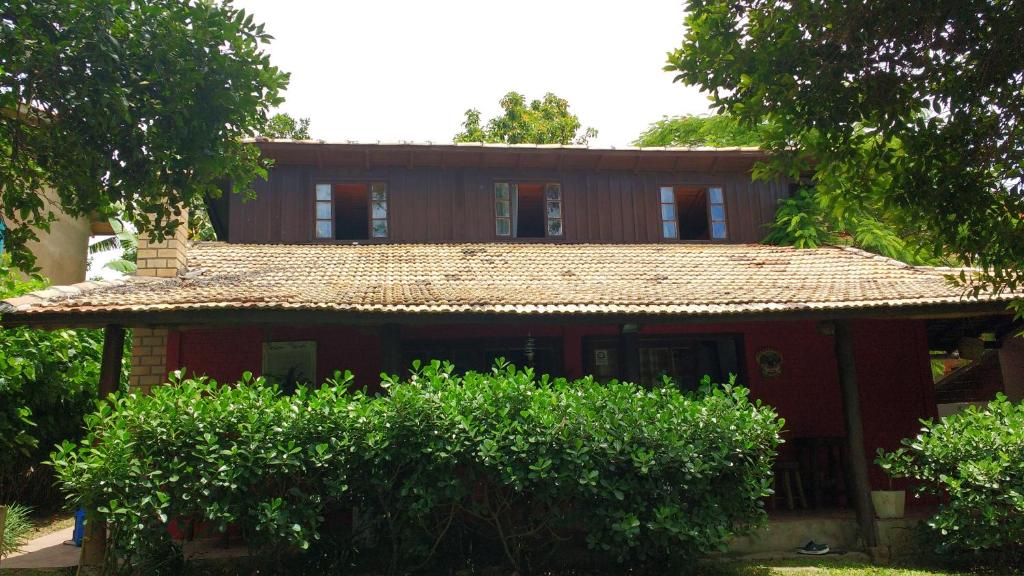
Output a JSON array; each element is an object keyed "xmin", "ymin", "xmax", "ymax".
[{"xmin": 2, "ymin": 141, "xmax": 1018, "ymax": 558}]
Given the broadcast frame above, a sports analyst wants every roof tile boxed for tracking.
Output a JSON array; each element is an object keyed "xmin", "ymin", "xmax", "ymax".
[{"xmin": 0, "ymin": 243, "xmax": 1011, "ymax": 319}]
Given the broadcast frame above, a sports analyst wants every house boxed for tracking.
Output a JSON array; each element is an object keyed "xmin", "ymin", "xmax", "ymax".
[
  {"xmin": 1, "ymin": 141, "xmax": 1019, "ymax": 559},
  {"xmin": 0, "ymin": 188, "xmax": 113, "ymax": 285}
]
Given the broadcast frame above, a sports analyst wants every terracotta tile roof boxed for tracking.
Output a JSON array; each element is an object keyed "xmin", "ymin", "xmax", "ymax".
[{"xmin": 0, "ymin": 243, "xmax": 1012, "ymax": 321}]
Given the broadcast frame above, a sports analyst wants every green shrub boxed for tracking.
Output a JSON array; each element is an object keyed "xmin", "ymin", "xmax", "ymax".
[
  {"xmin": 878, "ymin": 394, "xmax": 1024, "ymax": 562},
  {"xmin": 51, "ymin": 362, "xmax": 783, "ymax": 574},
  {"xmin": 1, "ymin": 503, "xmax": 34, "ymax": 558},
  {"xmin": 0, "ymin": 254, "xmax": 130, "ymax": 507}
]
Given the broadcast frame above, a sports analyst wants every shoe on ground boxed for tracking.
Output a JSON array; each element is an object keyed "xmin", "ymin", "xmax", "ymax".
[{"xmin": 797, "ymin": 540, "xmax": 830, "ymax": 555}]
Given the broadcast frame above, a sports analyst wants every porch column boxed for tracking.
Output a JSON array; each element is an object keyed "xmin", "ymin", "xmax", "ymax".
[
  {"xmin": 833, "ymin": 320, "xmax": 878, "ymax": 549},
  {"xmin": 621, "ymin": 324, "xmax": 640, "ymax": 384},
  {"xmin": 80, "ymin": 324, "xmax": 125, "ymax": 571},
  {"xmin": 380, "ymin": 323, "xmax": 402, "ymax": 378}
]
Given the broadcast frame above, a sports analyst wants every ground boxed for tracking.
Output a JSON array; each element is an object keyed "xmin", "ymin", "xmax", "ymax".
[{"xmin": 707, "ymin": 559, "xmax": 976, "ymax": 576}]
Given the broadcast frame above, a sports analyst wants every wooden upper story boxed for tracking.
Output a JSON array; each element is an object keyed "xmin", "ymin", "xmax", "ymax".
[{"xmin": 207, "ymin": 141, "xmax": 791, "ymax": 244}]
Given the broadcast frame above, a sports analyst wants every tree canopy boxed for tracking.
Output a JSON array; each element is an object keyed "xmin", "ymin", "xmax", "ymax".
[
  {"xmin": 667, "ymin": 0, "xmax": 1024, "ymax": 296},
  {"xmin": 454, "ymin": 92, "xmax": 597, "ymax": 145},
  {"xmin": 634, "ymin": 114, "xmax": 764, "ymax": 148},
  {"xmin": 260, "ymin": 113, "xmax": 311, "ymax": 140},
  {"xmin": 0, "ymin": 0, "xmax": 288, "ymax": 272}
]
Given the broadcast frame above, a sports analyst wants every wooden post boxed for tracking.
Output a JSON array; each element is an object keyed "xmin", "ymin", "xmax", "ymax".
[
  {"xmin": 621, "ymin": 324, "xmax": 640, "ymax": 384},
  {"xmin": 98, "ymin": 324, "xmax": 126, "ymax": 397},
  {"xmin": 79, "ymin": 325, "xmax": 125, "ymax": 572},
  {"xmin": 379, "ymin": 324, "xmax": 402, "ymax": 379},
  {"xmin": 833, "ymin": 320, "xmax": 879, "ymax": 549}
]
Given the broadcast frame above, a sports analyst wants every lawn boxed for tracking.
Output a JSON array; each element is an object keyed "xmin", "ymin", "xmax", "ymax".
[{"xmin": 705, "ymin": 558, "xmax": 972, "ymax": 576}]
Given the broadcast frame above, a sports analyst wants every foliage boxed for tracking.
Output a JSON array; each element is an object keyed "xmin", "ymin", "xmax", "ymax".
[
  {"xmin": 455, "ymin": 92, "xmax": 598, "ymax": 145},
  {"xmin": 0, "ymin": 503, "xmax": 33, "ymax": 558},
  {"xmin": 667, "ymin": 0, "xmax": 1024, "ymax": 297},
  {"xmin": 0, "ymin": 0, "xmax": 288, "ymax": 273},
  {"xmin": 50, "ymin": 363, "xmax": 783, "ymax": 575},
  {"xmin": 0, "ymin": 255, "xmax": 129, "ymax": 505},
  {"xmin": 634, "ymin": 113, "xmax": 765, "ymax": 148},
  {"xmin": 88, "ymin": 219, "xmax": 138, "ymax": 274},
  {"xmin": 260, "ymin": 113, "xmax": 311, "ymax": 140},
  {"xmin": 878, "ymin": 394, "xmax": 1024, "ymax": 564}
]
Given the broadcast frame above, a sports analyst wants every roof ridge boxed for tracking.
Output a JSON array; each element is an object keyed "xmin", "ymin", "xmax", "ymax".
[{"xmin": 243, "ymin": 138, "xmax": 766, "ymax": 153}]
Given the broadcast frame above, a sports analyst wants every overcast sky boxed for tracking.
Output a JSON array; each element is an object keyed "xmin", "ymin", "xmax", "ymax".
[{"xmin": 233, "ymin": 0, "xmax": 711, "ymax": 147}]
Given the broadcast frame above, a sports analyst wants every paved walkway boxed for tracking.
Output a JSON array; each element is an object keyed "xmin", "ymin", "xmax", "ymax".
[{"xmin": 0, "ymin": 527, "xmax": 79, "ymax": 570}]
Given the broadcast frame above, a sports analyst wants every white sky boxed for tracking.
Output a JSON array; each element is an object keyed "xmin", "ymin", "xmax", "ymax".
[
  {"xmin": 88, "ymin": 1, "xmax": 710, "ymax": 280},
  {"xmin": 233, "ymin": 0, "xmax": 711, "ymax": 147}
]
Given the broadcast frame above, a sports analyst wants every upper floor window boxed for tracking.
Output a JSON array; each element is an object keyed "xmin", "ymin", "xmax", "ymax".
[
  {"xmin": 315, "ymin": 182, "xmax": 388, "ymax": 240},
  {"xmin": 495, "ymin": 182, "xmax": 563, "ymax": 239},
  {"xmin": 659, "ymin": 185, "xmax": 728, "ymax": 240}
]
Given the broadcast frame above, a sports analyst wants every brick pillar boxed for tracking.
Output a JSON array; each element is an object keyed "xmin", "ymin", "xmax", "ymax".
[
  {"xmin": 128, "ymin": 328, "xmax": 169, "ymax": 394},
  {"xmin": 129, "ymin": 211, "xmax": 188, "ymax": 392},
  {"xmin": 134, "ymin": 213, "xmax": 189, "ymax": 278}
]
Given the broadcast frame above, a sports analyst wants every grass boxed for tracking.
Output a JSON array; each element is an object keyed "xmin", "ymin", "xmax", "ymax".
[{"xmin": 704, "ymin": 558, "xmax": 977, "ymax": 576}]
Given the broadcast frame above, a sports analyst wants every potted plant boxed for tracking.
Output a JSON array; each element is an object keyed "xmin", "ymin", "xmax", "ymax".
[{"xmin": 870, "ymin": 476, "xmax": 906, "ymax": 519}]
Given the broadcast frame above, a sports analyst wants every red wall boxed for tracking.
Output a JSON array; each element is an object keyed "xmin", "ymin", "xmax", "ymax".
[{"xmin": 168, "ymin": 318, "xmax": 935, "ymax": 489}]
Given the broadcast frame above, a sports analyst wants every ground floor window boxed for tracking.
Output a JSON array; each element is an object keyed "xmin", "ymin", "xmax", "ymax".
[
  {"xmin": 584, "ymin": 335, "xmax": 742, "ymax": 390},
  {"xmin": 262, "ymin": 340, "xmax": 317, "ymax": 393},
  {"xmin": 402, "ymin": 337, "xmax": 562, "ymax": 376}
]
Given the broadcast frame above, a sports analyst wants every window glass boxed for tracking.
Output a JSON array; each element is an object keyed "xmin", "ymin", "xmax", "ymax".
[
  {"xmin": 316, "ymin": 201, "xmax": 332, "ymax": 220},
  {"xmin": 316, "ymin": 184, "xmax": 332, "ymax": 201},
  {"xmin": 708, "ymin": 186, "xmax": 727, "ymax": 240},
  {"xmin": 495, "ymin": 182, "xmax": 512, "ymax": 236},
  {"xmin": 545, "ymin": 183, "xmax": 563, "ymax": 236},
  {"xmin": 662, "ymin": 221, "xmax": 678, "ymax": 239},
  {"xmin": 316, "ymin": 221, "xmax": 332, "ymax": 239},
  {"xmin": 370, "ymin": 182, "xmax": 388, "ymax": 239},
  {"xmin": 547, "ymin": 219, "xmax": 563, "ymax": 237},
  {"xmin": 496, "ymin": 218, "xmax": 511, "ymax": 236},
  {"xmin": 659, "ymin": 187, "xmax": 678, "ymax": 239}
]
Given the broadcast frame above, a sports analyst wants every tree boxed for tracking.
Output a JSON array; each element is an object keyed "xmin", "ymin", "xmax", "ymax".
[
  {"xmin": 260, "ymin": 113, "xmax": 311, "ymax": 140},
  {"xmin": 0, "ymin": 0, "xmax": 289, "ymax": 273},
  {"xmin": 634, "ymin": 114, "xmax": 764, "ymax": 147},
  {"xmin": 667, "ymin": 0, "xmax": 1024, "ymax": 296},
  {"xmin": 454, "ymin": 92, "xmax": 598, "ymax": 145},
  {"xmin": 87, "ymin": 219, "xmax": 138, "ymax": 274}
]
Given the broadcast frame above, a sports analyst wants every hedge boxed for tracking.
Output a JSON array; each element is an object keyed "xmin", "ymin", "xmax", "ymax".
[
  {"xmin": 878, "ymin": 394, "xmax": 1024, "ymax": 564},
  {"xmin": 50, "ymin": 362, "xmax": 783, "ymax": 574}
]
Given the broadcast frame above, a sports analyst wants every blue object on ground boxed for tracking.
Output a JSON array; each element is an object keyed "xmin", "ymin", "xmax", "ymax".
[{"xmin": 72, "ymin": 508, "xmax": 85, "ymax": 547}]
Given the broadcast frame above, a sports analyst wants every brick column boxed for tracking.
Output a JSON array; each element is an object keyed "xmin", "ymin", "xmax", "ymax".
[
  {"xmin": 134, "ymin": 215, "xmax": 189, "ymax": 278},
  {"xmin": 128, "ymin": 328, "xmax": 169, "ymax": 394},
  {"xmin": 129, "ymin": 211, "xmax": 188, "ymax": 392}
]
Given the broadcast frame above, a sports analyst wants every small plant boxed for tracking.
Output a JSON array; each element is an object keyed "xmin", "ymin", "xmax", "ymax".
[
  {"xmin": 1, "ymin": 503, "xmax": 34, "ymax": 558},
  {"xmin": 878, "ymin": 394, "xmax": 1024, "ymax": 565}
]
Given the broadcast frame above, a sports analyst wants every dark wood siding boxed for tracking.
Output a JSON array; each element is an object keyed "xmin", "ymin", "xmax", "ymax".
[{"xmin": 229, "ymin": 165, "xmax": 789, "ymax": 244}]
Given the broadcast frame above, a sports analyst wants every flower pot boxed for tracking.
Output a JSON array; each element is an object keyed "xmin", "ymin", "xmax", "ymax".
[{"xmin": 871, "ymin": 490, "xmax": 906, "ymax": 519}]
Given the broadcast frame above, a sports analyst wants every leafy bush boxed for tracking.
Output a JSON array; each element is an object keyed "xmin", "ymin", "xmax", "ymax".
[
  {"xmin": 878, "ymin": 394, "xmax": 1024, "ymax": 563},
  {"xmin": 51, "ymin": 362, "xmax": 783, "ymax": 574},
  {"xmin": 0, "ymin": 255, "xmax": 130, "ymax": 506},
  {"xmin": 1, "ymin": 503, "xmax": 34, "ymax": 558}
]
